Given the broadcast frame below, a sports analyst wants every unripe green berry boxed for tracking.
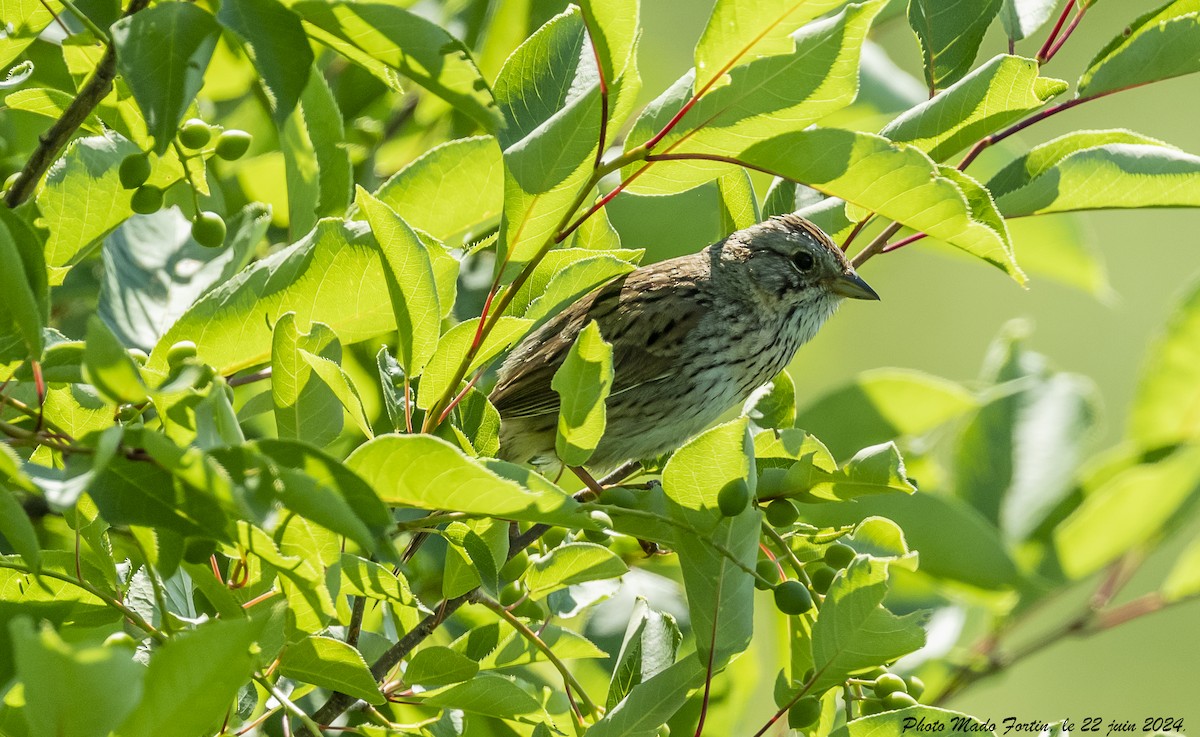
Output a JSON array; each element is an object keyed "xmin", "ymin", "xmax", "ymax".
[
  {"xmin": 860, "ymin": 699, "xmax": 885, "ymax": 717},
  {"xmin": 192, "ymin": 211, "xmax": 226, "ymax": 248},
  {"xmin": 717, "ymin": 479, "xmax": 751, "ymax": 517},
  {"xmin": 510, "ymin": 597, "xmax": 544, "ymax": 620},
  {"xmin": 128, "ymin": 348, "xmax": 149, "ymax": 365},
  {"xmin": 808, "ymin": 565, "xmax": 836, "ymax": 594},
  {"xmin": 904, "ymin": 675, "xmax": 925, "ymax": 700},
  {"xmin": 166, "ymin": 340, "xmax": 198, "ymax": 367},
  {"xmin": 883, "ymin": 691, "xmax": 918, "ymax": 709},
  {"xmin": 130, "ymin": 185, "xmax": 163, "ymax": 214},
  {"xmin": 772, "ymin": 580, "xmax": 814, "ymax": 615},
  {"xmin": 764, "ymin": 498, "xmax": 799, "ymax": 527},
  {"xmin": 599, "ymin": 486, "xmax": 637, "ymax": 508},
  {"xmin": 655, "ymin": 726, "xmax": 670, "ymax": 737},
  {"xmin": 755, "ymin": 559, "xmax": 781, "ymax": 590},
  {"xmin": 788, "ymin": 696, "xmax": 821, "ymax": 728},
  {"xmin": 541, "ymin": 527, "xmax": 568, "ymax": 548},
  {"xmin": 823, "ymin": 542, "xmax": 856, "ymax": 569},
  {"xmin": 588, "ymin": 509, "xmax": 613, "ymax": 529},
  {"xmin": 873, "ymin": 673, "xmax": 907, "ymax": 698},
  {"xmin": 103, "ymin": 632, "xmax": 138, "ymax": 649},
  {"xmin": 499, "ymin": 582, "xmax": 525, "ymax": 607},
  {"xmin": 178, "ymin": 118, "xmax": 212, "ymax": 149},
  {"xmin": 118, "ymin": 152, "xmax": 151, "ymax": 189},
  {"xmin": 583, "ymin": 528, "xmax": 611, "ymax": 545},
  {"xmin": 500, "ymin": 550, "xmax": 530, "ymax": 581},
  {"xmin": 214, "ymin": 129, "xmax": 253, "ymax": 160}
]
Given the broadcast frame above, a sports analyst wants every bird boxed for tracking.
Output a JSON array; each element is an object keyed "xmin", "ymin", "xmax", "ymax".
[{"xmin": 489, "ymin": 213, "xmax": 879, "ymax": 478}]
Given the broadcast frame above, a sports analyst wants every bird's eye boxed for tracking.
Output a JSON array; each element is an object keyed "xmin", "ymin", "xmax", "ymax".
[{"xmin": 791, "ymin": 251, "xmax": 816, "ymax": 272}]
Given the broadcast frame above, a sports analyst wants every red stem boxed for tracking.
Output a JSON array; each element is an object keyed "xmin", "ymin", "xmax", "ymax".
[
  {"xmin": 1037, "ymin": 0, "xmax": 1075, "ymax": 63},
  {"xmin": 1043, "ymin": 4, "xmax": 1087, "ymax": 63},
  {"xmin": 880, "ymin": 231, "xmax": 927, "ymax": 253},
  {"xmin": 584, "ymin": 17, "xmax": 610, "ymax": 171},
  {"xmin": 958, "ymin": 93, "xmax": 1098, "ymax": 171}
]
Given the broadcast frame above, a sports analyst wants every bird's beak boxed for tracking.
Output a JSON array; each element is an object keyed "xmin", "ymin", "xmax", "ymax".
[{"xmin": 831, "ymin": 272, "xmax": 880, "ymax": 301}]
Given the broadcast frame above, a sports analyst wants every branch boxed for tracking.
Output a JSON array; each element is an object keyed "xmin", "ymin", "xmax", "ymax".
[
  {"xmin": 4, "ymin": 0, "xmax": 152, "ymax": 208},
  {"xmin": 1036, "ymin": 0, "xmax": 1076, "ymax": 63}
]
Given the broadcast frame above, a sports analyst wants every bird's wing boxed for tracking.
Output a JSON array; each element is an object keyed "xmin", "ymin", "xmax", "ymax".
[{"xmin": 490, "ymin": 268, "xmax": 706, "ymax": 419}]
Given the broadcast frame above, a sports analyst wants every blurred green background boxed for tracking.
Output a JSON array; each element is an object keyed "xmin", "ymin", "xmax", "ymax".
[{"xmin": 631, "ymin": 0, "xmax": 1200, "ymax": 727}]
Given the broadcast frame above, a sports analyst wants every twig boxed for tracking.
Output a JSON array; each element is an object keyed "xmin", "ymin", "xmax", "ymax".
[
  {"xmin": 4, "ymin": 0, "xmax": 152, "ymax": 208},
  {"xmin": 477, "ymin": 595, "xmax": 601, "ymax": 722},
  {"xmin": 228, "ymin": 367, "xmax": 272, "ymax": 387},
  {"xmin": 1036, "ymin": 0, "xmax": 1075, "ymax": 63},
  {"xmin": 257, "ymin": 675, "xmax": 325, "ymax": 737},
  {"xmin": 850, "ymin": 221, "xmax": 903, "ymax": 268}
]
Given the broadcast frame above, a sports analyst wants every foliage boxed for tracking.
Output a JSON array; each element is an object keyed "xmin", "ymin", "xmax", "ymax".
[{"xmin": 1, "ymin": 0, "xmax": 1199, "ymax": 736}]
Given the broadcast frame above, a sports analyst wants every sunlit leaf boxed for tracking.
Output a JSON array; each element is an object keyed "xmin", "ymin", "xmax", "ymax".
[
  {"xmin": 810, "ymin": 558, "xmax": 925, "ymax": 694},
  {"xmin": 1130, "ymin": 277, "xmax": 1200, "ymax": 448},
  {"xmin": 551, "ymin": 321, "xmax": 613, "ymax": 467},
  {"xmin": 271, "ymin": 314, "xmax": 343, "ymax": 447},
  {"xmin": 280, "ymin": 71, "xmax": 352, "ymax": 237},
  {"xmin": 345, "ymin": 434, "xmax": 590, "ymax": 527},
  {"xmin": 908, "ymin": 0, "xmax": 1002, "ymax": 93},
  {"xmin": 882, "ymin": 54, "xmax": 1066, "ymax": 161},
  {"xmin": 218, "ymin": 0, "xmax": 313, "ymax": 123},
  {"xmin": 417, "ymin": 316, "xmax": 532, "ymax": 410},
  {"xmin": 999, "ymin": 0, "xmax": 1062, "ymax": 41},
  {"xmin": 278, "ymin": 635, "xmax": 384, "ymax": 704},
  {"xmin": 293, "ymin": 1, "xmax": 499, "ymax": 130},
  {"xmin": 1078, "ymin": 1, "xmax": 1200, "ymax": 98},
  {"xmin": 606, "ymin": 598, "xmax": 682, "ymax": 710},
  {"xmin": 112, "ymin": 3, "xmax": 219, "ymax": 153},
  {"xmin": 525, "ymin": 542, "xmax": 627, "ymax": 597},
  {"xmin": 740, "ymin": 128, "xmax": 1022, "ymax": 283}
]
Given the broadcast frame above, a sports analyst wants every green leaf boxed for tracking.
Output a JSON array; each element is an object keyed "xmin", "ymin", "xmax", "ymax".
[
  {"xmin": 300, "ymin": 350, "xmax": 374, "ymax": 438},
  {"xmin": 606, "ymin": 598, "xmax": 682, "ymax": 710},
  {"xmin": 525, "ymin": 542, "xmax": 627, "ymax": 597},
  {"xmin": 1130, "ymin": 277, "xmax": 1200, "ymax": 448},
  {"xmin": 83, "ymin": 315, "xmax": 147, "ymax": 405},
  {"xmin": 579, "ymin": 0, "xmax": 639, "ymax": 83},
  {"xmin": 218, "ymin": 0, "xmax": 313, "ymax": 123},
  {"xmin": 1054, "ymin": 444, "xmax": 1200, "ymax": 579},
  {"xmin": 280, "ymin": 70, "xmax": 352, "ymax": 237},
  {"xmin": 1078, "ymin": 0, "xmax": 1200, "ymax": 98},
  {"xmin": 416, "ymin": 316, "xmax": 532, "ymax": 410},
  {"xmin": 116, "ymin": 617, "xmax": 266, "ymax": 737},
  {"xmin": 694, "ymin": 0, "xmax": 848, "ymax": 90},
  {"xmin": 662, "ymin": 419, "xmax": 759, "ymax": 667},
  {"xmin": 954, "ymin": 327, "xmax": 1099, "ymax": 542},
  {"xmin": 12, "ymin": 620, "xmax": 144, "ymax": 737},
  {"xmin": 830, "ymin": 706, "xmax": 996, "ymax": 736},
  {"xmin": 405, "ymin": 646, "xmax": 480, "ymax": 686},
  {"xmin": 999, "ymin": 0, "xmax": 1061, "ymax": 41},
  {"xmin": 421, "ymin": 673, "xmax": 543, "ymax": 719},
  {"xmin": 550, "ymin": 321, "xmax": 613, "ymax": 467},
  {"xmin": 717, "ymin": 169, "xmax": 760, "ymax": 232},
  {"xmin": 882, "ymin": 55, "xmax": 1066, "ymax": 161},
  {"xmin": 356, "ymin": 188, "xmax": 441, "ymax": 375},
  {"xmin": 278, "ymin": 635, "xmax": 384, "ymax": 705},
  {"xmin": 271, "ymin": 313, "xmax": 343, "ymax": 447},
  {"xmin": 908, "ymin": 0, "xmax": 1002, "ymax": 93},
  {"xmin": 38, "ymin": 134, "xmax": 139, "ymax": 271},
  {"xmin": 588, "ymin": 659, "xmax": 705, "ymax": 737},
  {"xmin": 494, "ymin": 7, "xmax": 601, "ymax": 268},
  {"xmin": 0, "ymin": 0, "xmax": 55, "ymax": 70},
  {"xmin": 802, "ymin": 493, "xmax": 1020, "ymax": 589},
  {"xmin": 744, "ymin": 370, "xmax": 797, "ymax": 430},
  {"xmin": 111, "ymin": 3, "xmax": 219, "ymax": 153},
  {"xmin": 0, "ymin": 217, "xmax": 43, "ymax": 357},
  {"xmin": 796, "ymin": 368, "xmax": 977, "ymax": 459},
  {"xmin": 336, "ymin": 553, "xmax": 415, "ymax": 605},
  {"xmin": 442, "ymin": 518, "xmax": 507, "ymax": 598},
  {"xmin": 345, "ymin": 434, "xmax": 590, "ymax": 527},
  {"xmin": 990, "ymin": 136, "xmax": 1200, "ymax": 217},
  {"xmin": 293, "ymin": 1, "xmax": 499, "ymax": 130},
  {"xmin": 101, "ymin": 205, "xmax": 269, "ymax": 351},
  {"xmin": 504, "ymin": 247, "xmax": 642, "ymax": 318},
  {"xmin": 234, "ymin": 521, "xmax": 336, "ymax": 633},
  {"xmin": 625, "ymin": 1, "xmax": 884, "ymax": 194},
  {"xmin": 740, "ymin": 128, "xmax": 1022, "ymax": 284},
  {"xmin": 374, "ymin": 136, "xmax": 503, "ymax": 247},
  {"xmin": 0, "ymin": 487, "xmax": 39, "ymax": 572},
  {"xmin": 150, "ymin": 219, "xmax": 394, "ymax": 375},
  {"xmin": 480, "ymin": 623, "xmax": 607, "ymax": 669},
  {"xmin": 810, "ymin": 558, "xmax": 925, "ymax": 694},
  {"xmin": 1163, "ymin": 535, "xmax": 1200, "ymax": 601},
  {"xmin": 942, "ymin": 165, "xmax": 1025, "ymax": 282},
  {"xmin": 256, "ymin": 438, "xmax": 393, "ymax": 544}
]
